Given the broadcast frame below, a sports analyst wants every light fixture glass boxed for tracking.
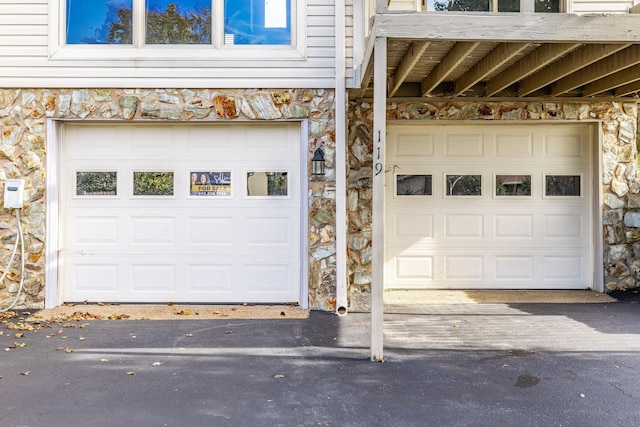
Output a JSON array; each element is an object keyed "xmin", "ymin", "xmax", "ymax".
[{"xmin": 311, "ymin": 148, "xmax": 325, "ymax": 176}]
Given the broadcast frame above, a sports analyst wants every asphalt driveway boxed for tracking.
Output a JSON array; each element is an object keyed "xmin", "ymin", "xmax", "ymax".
[{"xmin": 1, "ymin": 297, "xmax": 639, "ymax": 427}]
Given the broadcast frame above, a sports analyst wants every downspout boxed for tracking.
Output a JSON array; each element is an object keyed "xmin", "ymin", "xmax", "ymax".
[{"xmin": 335, "ymin": 0, "xmax": 348, "ymax": 315}]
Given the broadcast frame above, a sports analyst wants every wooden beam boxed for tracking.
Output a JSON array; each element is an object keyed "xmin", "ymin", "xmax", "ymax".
[
  {"xmin": 358, "ymin": 59, "xmax": 374, "ymax": 98},
  {"xmin": 551, "ymin": 44, "xmax": 640, "ymax": 95},
  {"xmin": 376, "ymin": 13, "xmax": 640, "ymax": 43},
  {"xmin": 422, "ymin": 41, "xmax": 480, "ymax": 96},
  {"xmin": 388, "ymin": 40, "xmax": 430, "ymax": 97},
  {"xmin": 519, "ymin": 43, "xmax": 630, "ymax": 96},
  {"xmin": 486, "ymin": 43, "xmax": 579, "ymax": 96},
  {"xmin": 454, "ymin": 42, "xmax": 529, "ymax": 96},
  {"xmin": 582, "ymin": 63, "xmax": 640, "ymax": 96},
  {"xmin": 614, "ymin": 79, "xmax": 640, "ymax": 96}
]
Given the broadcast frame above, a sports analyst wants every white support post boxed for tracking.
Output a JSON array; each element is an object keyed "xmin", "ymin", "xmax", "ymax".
[{"xmin": 371, "ymin": 36, "xmax": 387, "ymax": 361}]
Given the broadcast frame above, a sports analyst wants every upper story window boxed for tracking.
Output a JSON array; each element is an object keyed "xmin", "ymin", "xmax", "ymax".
[
  {"xmin": 427, "ymin": 0, "xmax": 560, "ymax": 12},
  {"xmin": 64, "ymin": 0, "xmax": 292, "ymax": 47}
]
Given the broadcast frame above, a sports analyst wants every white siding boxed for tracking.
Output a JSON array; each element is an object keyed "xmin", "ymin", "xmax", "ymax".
[
  {"xmin": 572, "ymin": 0, "xmax": 635, "ymax": 13},
  {"xmin": 0, "ymin": 1, "xmax": 337, "ymax": 88}
]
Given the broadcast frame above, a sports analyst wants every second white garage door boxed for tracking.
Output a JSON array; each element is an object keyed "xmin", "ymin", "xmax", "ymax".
[
  {"xmin": 385, "ymin": 123, "xmax": 594, "ymax": 290},
  {"xmin": 62, "ymin": 122, "xmax": 302, "ymax": 304}
]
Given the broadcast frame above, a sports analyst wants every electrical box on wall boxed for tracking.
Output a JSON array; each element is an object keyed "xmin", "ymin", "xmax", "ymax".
[{"xmin": 4, "ymin": 179, "xmax": 25, "ymax": 209}]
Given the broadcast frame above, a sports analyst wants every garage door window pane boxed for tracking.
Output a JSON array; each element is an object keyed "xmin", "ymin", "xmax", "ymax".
[
  {"xmin": 190, "ymin": 171, "xmax": 232, "ymax": 197},
  {"xmin": 247, "ymin": 172, "xmax": 288, "ymax": 196},
  {"xmin": 397, "ymin": 175, "xmax": 432, "ymax": 196},
  {"xmin": 545, "ymin": 175, "xmax": 581, "ymax": 196},
  {"xmin": 76, "ymin": 171, "xmax": 117, "ymax": 196},
  {"xmin": 133, "ymin": 172, "xmax": 174, "ymax": 196},
  {"xmin": 446, "ymin": 174, "xmax": 482, "ymax": 196},
  {"xmin": 496, "ymin": 175, "xmax": 531, "ymax": 196}
]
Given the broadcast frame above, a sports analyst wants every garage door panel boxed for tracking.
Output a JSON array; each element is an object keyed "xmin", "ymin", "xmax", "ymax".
[
  {"xmin": 543, "ymin": 255, "xmax": 585, "ymax": 281},
  {"xmin": 494, "ymin": 214, "xmax": 534, "ymax": 239},
  {"xmin": 444, "ymin": 133, "xmax": 485, "ymax": 157},
  {"xmin": 71, "ymin": 216, "xmax": 120, "ymax": 245},
  {"xmin": 391, "ymin": 213, "xmax": 434, "ymax": 242},
  {"xmin": 131, "ymin": 216, "xmax": 177, "ymax": 245},
  {"xmin": 130, "ymin": 264, "xmax": 176, "ymax": 292},
  {"xmin": 187, "ymin": 217, "xmax": 234, "ymax": 246},
  {"xmin": 71, "ymin": 263, "xmax": 120, "ymax": 292},
  {"xmin": 187, "ymin": 264, "xmax": 234, "ymax": 293},
  {"xmin": 394, "ymin": 255, "xmax": 435, "ymax": 280},
  {"xmin": 244, "ymin": 264, "xmax": 296, "ymax": 295},
  {"xmin": 543, "ymin": 214, "xmax": 584, "ymax": 239},
  {"xmin": 444, "ymin": 256, "xmax": 484, "ymax": 280},
  {"xmin": 386, "ymin": 124, "xmax": 593, "ymax": 291},
  {"xmin": 391, "ymin": 131, "xmax": 435, "ymax": 158},
  {"xmin": 444, "ymin": 214, "xmax": 484, "ymax": 239},
  {"xmin": 62, "ymin": 123, "xmax": 301, "ymax": 303},
  {"xmin": 494, "ymin": 255, "xmax": 535, "ymax": 280},
  {"xmin": 543, "ymin": 132, "xmax": 586, "ymax": 159},
  {"xmin": 494, "ymin": 133, "xmax": 534, "ymax": 157}
]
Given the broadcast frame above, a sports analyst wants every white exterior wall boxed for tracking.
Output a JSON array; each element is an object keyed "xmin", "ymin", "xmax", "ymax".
[{"xmin": 0, "ymin": 0, "xmax": 337, "ymax": 88}]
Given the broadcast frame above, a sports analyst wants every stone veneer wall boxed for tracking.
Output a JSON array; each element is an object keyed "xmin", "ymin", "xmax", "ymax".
[
  {"xmin": 347, "ymin": 100, "xmax": 639, "ymax": 310},
  {"xmin": 0, "ymin": 88, "xmax": 337, "ymax": 311}
]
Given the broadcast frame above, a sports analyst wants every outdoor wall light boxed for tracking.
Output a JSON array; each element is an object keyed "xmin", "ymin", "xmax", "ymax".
[{"xmin": 311, "ymin": 148, "xmax": 325, "ymax": 176}]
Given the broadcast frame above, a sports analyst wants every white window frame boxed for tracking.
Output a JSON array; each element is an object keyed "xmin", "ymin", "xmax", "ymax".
[{"xmin": 48, "ymin": 0, "xmax": 306, "ymax": 61}]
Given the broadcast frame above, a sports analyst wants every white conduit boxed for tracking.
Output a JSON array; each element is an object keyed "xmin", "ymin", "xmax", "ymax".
[
  {"xmin": 0, "ymin": 210, "xmax": 25, "ymax": 313},
  {"xmin": 334, "ymin": 0, "xmax": 348, "ymax": 316}
]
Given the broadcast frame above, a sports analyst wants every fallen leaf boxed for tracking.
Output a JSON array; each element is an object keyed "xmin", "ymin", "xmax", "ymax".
[
  {"xmin": 224, "ymin": 330, "xmax": 232, "ymax": 334},
  {"xmin": 280, "ymin": 312, "xmax": 286, "ymax": 316},
  {"xmin": 152, "ymin": 362, "xmax": 163, "ymax": 366},
  {"xmin": 15, "ymin": 333, "xmax": 24, "ymax": 338},
  {"xmin": 580, "ymin": 393, "xmax": 586, "ymax": 398},
  {"xmin": 97, "ymin": 302, "xmax": 105, "ymax": 306},
  {"xmin": 20, "ymin": 371, "xmax": 29, "ymax": 376},
  {"xmin": 65, "ymin": 347, "xmax": 73, "ymax": 353},
  {"xmin": 167, "ymin": 301, "xmax": 174, "ymax": 306},
  {"xmin": 126, "ymin": 371, "xmax": 136, "ymax": 376},
  {"xmin": 78, "ymin": 337, "xmax": 85, "ymax": 341},
  {"xmin": 100, "ymin": 358, "xmax": 109, "ymax": 362},
  {"xmin": 274, "ymin": 374, "xmax": 285, "ymax": 379},
  {"xmin": 55, "ymin": 346, "xmax": 64, "ymax": 351}
]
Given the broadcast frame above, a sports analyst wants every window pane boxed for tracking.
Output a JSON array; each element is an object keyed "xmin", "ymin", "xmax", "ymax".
[
  {"xmin": 133, "ymin": 172, "xmax": 174, "ymax": 196},
  {"xmin": 190, "ymin": 171, "xmax": 232, "ymax": 197},
  {"xmin": 535, "ymin": 0, "xmax": 560, "ymax": 12},
  {"xmin": 446, "ymin": 175, "xmax": 482, "ymax": 196},
  {"xmin": 498, "ymin": 0, "xmax": 519, "ymax": 11},
  {"xmin": 247, "ymin": 172, "xmax": 288, "ymax": 196},
  {"xmin": 146, "ymin": 0, "xmax": 212, "ymax": 44},
  {"xmin": 545, "ymin": 175, "xmax": 580, "ymax": 196},
  {"xmin": 431, "ymin": 0, "xmax": 490, "ymax": 11},
  {"xmin": 496, "ymin": 175, "xmax": 531, "ymax": 196},
  {"xmin": 76, "ymin": 172, "xmax": 117, "ymax": 196},
  {"xmin": 225, "ymin": 0, "xmax": 291, "ymax": 45},
  {"xmin": 66, "ymin": 0, "xmax": 133, "ymax": 44},
  {"xmin": 397, "ymin": 175, "xmax": 432, "ymax": 196}
]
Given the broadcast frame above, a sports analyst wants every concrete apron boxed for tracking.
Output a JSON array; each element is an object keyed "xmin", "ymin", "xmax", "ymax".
[{"xmin": 383, "ymin": 289, "xmax": 616, "ymax": 305}]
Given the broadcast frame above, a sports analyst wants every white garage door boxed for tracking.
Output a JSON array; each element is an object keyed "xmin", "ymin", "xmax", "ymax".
[
  {"xmin": 385, "ymin": 123, "xmax": 594, "ymax": 290},
  {"xmin": 61, "ymin": 123, "xmax": 302, "ymax": 303}
]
